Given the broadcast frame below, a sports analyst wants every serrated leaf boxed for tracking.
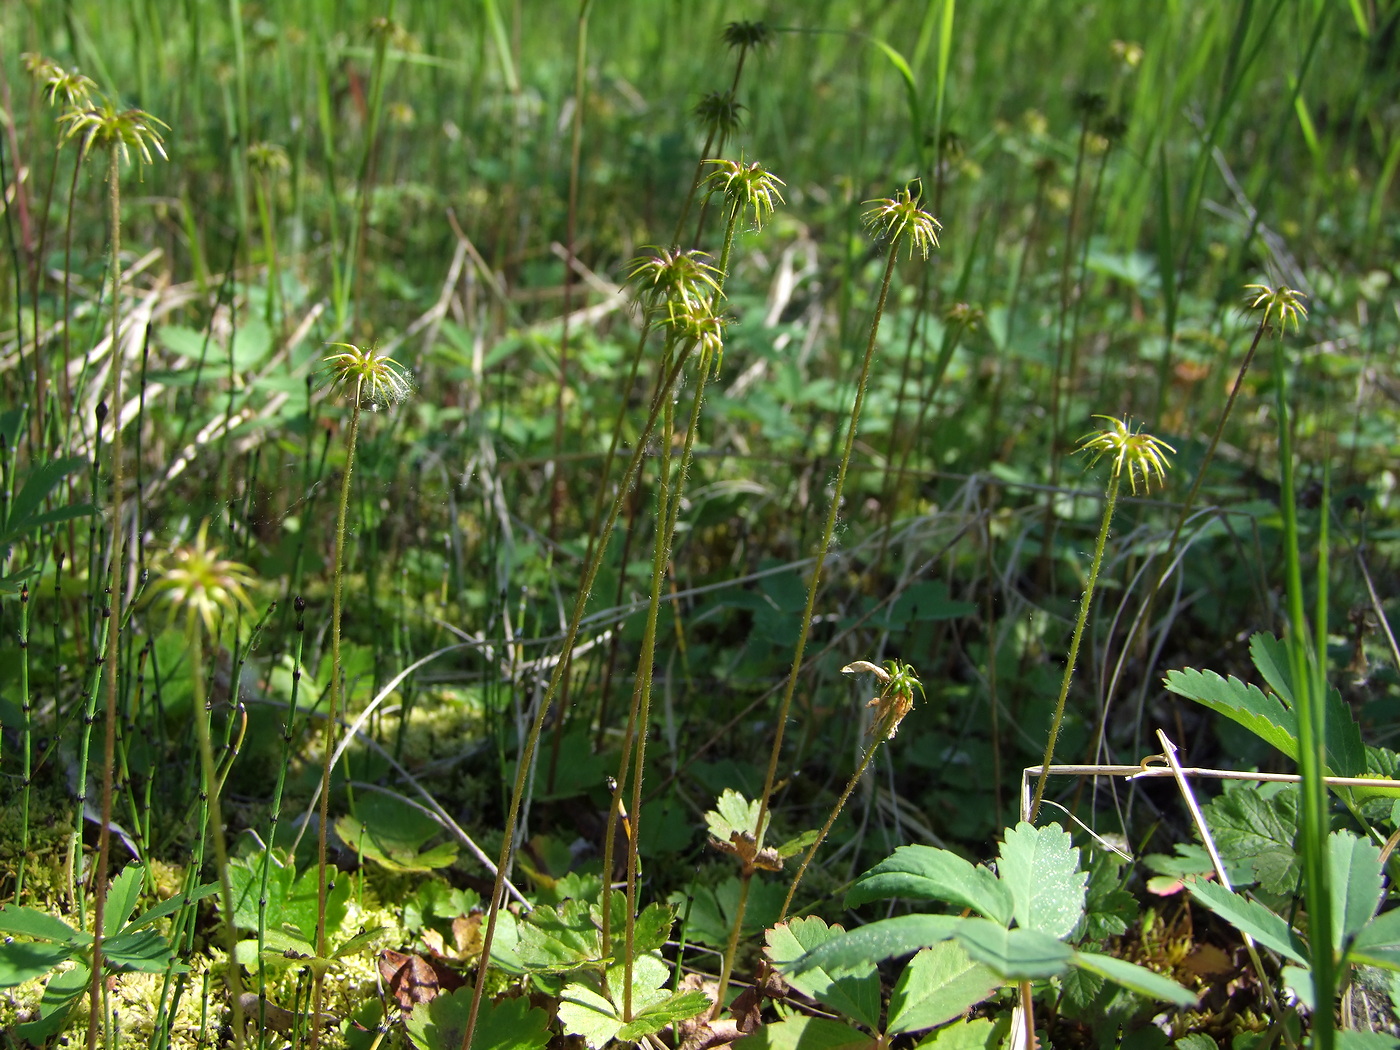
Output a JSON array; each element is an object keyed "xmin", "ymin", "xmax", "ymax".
[
  {"xmin": 1060, "ymin": 966, "xmax": 1105, "ymax": 1011},
  {"xmin": 1248, "ymin": 633, "xmax": 1366, "ymax": 776},
  {"xmin": 1202, "ymin": 782, "xmax": 1300, "ymax": 895},
  {"xmin": 104, "ymin": 866, "xmax": 145, "ymax": 936},
  {"xmin": 1080, "ymin": 850, "xmax": 1135, "ymax": 942},
  {"xmin": 670, "ymin": 876, "xmax": 783, "ymax": 948},
  {"xmin": 733, "ymin": 1013, "xmax": 877, "ymax": 1050},
  {"xmin": 103, "ymin": 928, "xmax": 180, "ymax": 972},
  {"xmin": 0, "ymin": 942, "xmax": 77, "ymax": 987},
  {"xmin": 405, "ymin": 987, "xmax": 550, "ymax": 1050},
  {"xmin": 706, "ymin": 788, "xmax": 768, "ymax": 842},
  {"xmin": 914, "ymin": 1017, "xmax": 1005, "ymax": 1050},
  {"xmin": 1071, "ymin": 951, "xmax": 1197, "ymax": 1006},
  {"xmin": 517, "ymin": 898, "xmax": 601, "ymax": 972},
  {"xmin": 787, "ymin": 915, "xmax": 962, "ymax": 976},
  {"xmin": 887, "ymin": 943, "xmax": 1001, "ymax": 1035},
  {"xmin": 766, "ymin": 918, "xmax": 881, "ymax": 1030},
  {"xmin": 1187, "ymin": 879, "xmax": 1307, "ymax": 964},
  {"xmin": 996, "ymin": 823, "xmax": 1086, "ymax": 939},
  {"xmin": 228, "ymin": 851, "xmax": 349, "ymax": 942},
  {"xmin": 1331, "ymin": 831, "xmax": 1383, "ymax": 949},
  {"xmin": 558, "ymin": 955, "xmax": 683, "ymax": 1048},
  {"xmin": 617, "ymin": 990, "xmax": 712, "ymax": 1042},
  {"xmin": 846, "ymin": 845, "xmax": 1012, "ymax": 925},
  {"xmin": 0, "ymin": 905, "xmax": 84, "ymax": 944},
  {"xmin": 1163, "ymin": 668, "xmax": 1297, "ymax": 760},
  {"xmin": 952, "ymin": 918, "xmax": 1073, "ymax": 979}
]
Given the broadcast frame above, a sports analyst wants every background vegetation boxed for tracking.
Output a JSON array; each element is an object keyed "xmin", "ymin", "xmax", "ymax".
[{"xmin": 3, "ymin": 0, "xmax": 1400, "ymax": 1047}]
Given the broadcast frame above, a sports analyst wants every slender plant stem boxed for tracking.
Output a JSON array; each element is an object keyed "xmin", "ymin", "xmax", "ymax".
[
  {"xmin": 713, "ymin": 239, "xmax": 903, "ymax": 1015},
  {"xmin": 311, "ymin": 395, "xmax": 362, "ymax": 1050},
  {"xmin": 1030, "ymin": 472, "xmax": 1120, "ymax": 822},
  {"xmin": 88, "ymin": 136, "xmax": 125, "ymax": 1050}
]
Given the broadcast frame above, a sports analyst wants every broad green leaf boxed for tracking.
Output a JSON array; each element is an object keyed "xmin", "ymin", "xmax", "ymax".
[
  {"xmin": 102, "ymin": 928, "xmax": 180, "ymax": 972},
  {"xmin": 0, "ymin": 941, "xmax": 77, "ymax": 987},
  {"xmin": 1335, "ymin": 1031, "xmax": 1400, "ymax": 1050},
  {"xmin": 336, "ymin": 791, "xmax": 458, "ymax": 873},
  {"xmin": 846, "ymin": 845, "xmax": 1012, "ymax": 925},
  {"xmin": 158, "ymin": 319, "xmax": 271, "ymax": 370},
  {"xmin": 766, "ymin": 918, "xmax": 881, "ymax": 1031},
  {"xmin": 733, "ymin": 1013, "xmax": 877, "ymax": 1050},
  {"xmin": 1352, "ymin": 908, "xmax": 1400, "ymax": 952},
  {"xmin": 0, "ymin": 905, "xmax": 84, "ymax": 944},
  {"xmin": 1187, "ymin": 879, "xmax": 1307, "ymax": 964},
  {"xmin": 1071, "ymin": 951, "xmax": 1197, "ymax": 1006},
  {"xmin": 887, "ymin": 943, "xmax": 1001, "ymax": 1035},
  {"xmin": 953, "ymin": 919, "xmax": 1073, "ymax": 980},
  {"xmin": 914, "ymin": 1017, "xmax": 1006, "ymax": 1050},
  {"xmin": 556, "ymin": 983, "xmax": 627, "ymax": 1048},
  {"xmin": 1249, "ymin": 633, "xmax": 1295, "ymax": 704},
  {"xmin": 1201, "ymin": 783, "xmax": 1299, "ymax": 894},
  {"xmin": 787, "ymin": 915, "xmax": 962, "ymax": 976},
  {"xmin": 517, "ymin": 898, "xmax": 601, "ymax": 972},
  {"xmin": 1163, "ymin": 668, "xmax": 1296, "ymax": 759},
  {"xmin": 1330, "ymin": 831, "xmax": 1383, "ymax": 948},
  {"xmin": 405, "ymin": 987, "xmax": 550, "ymax": 1050},
  {"xmin": 996, "ymin": 823, "xmax": 1086, "ymax": 939}
]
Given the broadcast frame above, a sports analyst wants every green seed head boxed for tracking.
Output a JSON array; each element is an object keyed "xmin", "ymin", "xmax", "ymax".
[
  {"xmin": 1244, "ymin": 283, "xmax": 1308, "ymax": 336},
  {"xmin": 322, "ymin": 343, "xmax": 414, "ymax": 410},
  {"xmin": 861, "ymin": 187, "xmax": 942, "ymax": 261},
  {"xmin": 1077, "ymin": 416, "xmax": 1174, "ymax": 495},
  {"xmin": 148, "ymin": 521, "xmax": 256, "ymax": 638}
]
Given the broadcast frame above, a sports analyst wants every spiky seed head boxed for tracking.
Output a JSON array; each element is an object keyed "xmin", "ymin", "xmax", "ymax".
[
  {"xmin": 58, "ymin": 95, "xmax": 169, "ymax": 169},
  {"xmin": 247, "ymin": 141, "xmax": 290, "ymax": 178},
  {"xmin": 627, "ymin": 247, "xmax": 723, "ymax": 310},
  {"xmin": 24, "ymin": 54, "xmax": 96, "ymax": 109},
  {"xmin": 704, "ymin": 157, "xmax": 786, "ymax": 231},
  {"xmin": 321, "ymin": 343, "xmax": 414, "ymax": 409},
  {"xmin": 1244, "ymin": 283, "xmax": 1308, "ymax": 335},
  {"xmin": 148, "ymin": 521, "xmax": 257, "ymax": 638},
  {"xmin": 693, "ymin": 91, "xmax": 745, "ymax": 139},
  {"xmin": 861, "ymin": 187, "xmax": 943, "ymax": 261},
  {"xmin": 1077, "ymin": 416, "xmax": 1174, "ymax": 495},
  {"xmin": 722, "ymin": 21, "xmax": 772, "ymax": 50}
]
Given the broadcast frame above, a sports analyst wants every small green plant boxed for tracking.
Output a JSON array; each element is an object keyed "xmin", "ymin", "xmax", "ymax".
[
  {"xmin": 777, "ymin": 823, "xmax": 1195, "ymax": 1046},
  {"xmin": 1030, "ymin": 415, "xmax": 1173, "ymax": 821},
  {"xmin": 0, "ymin": 865, "xmax": 218, "ymax": 1042}
]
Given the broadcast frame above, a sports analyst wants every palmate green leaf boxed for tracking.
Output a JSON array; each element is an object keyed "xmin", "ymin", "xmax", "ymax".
[
  {"xmin": 1202, "ymin": 782, "xmax": 1300, "ymax": 895},
  {"xmin": 405, "ymin": 987, "xmax": 550, "ymax": 1050},
  {"xmin": 766, "ymin": 918, "xmax": 881, "ymax": 1031},
  {"xmin": 228, "ymin": 850, "xmax": 349, "ymax": 941},
  {"xmin": 952, "ymin": 919, "xmax": 1073, "ymax": 980},
  {"xmin": 671, "ymin": 876, "xmax": 784, "ymax": 948},
  {"xmin": 1186, "ymin": 879, "xmax": 1308, "ymax": 964},
  {"xmin": 786, "ymin": 915, "xmax": 962, "ymax": 977},
  {"xmin": 1163, "ymin": 668, "xmax": 1297, "ymax": 759},
  {"xmin": 1070, "ymin": 951, "xmax": 1197, "ymax": 1006},
  {"xmin": 845, "ymin": 844, "xmax": 1012, "ymax": 925},
  {"xmin": 557, "ymin": 954, "xmax": 707, "ymax": 1048},
  {"xmin": 1330, "ymin": 831, "xmax": 1383, "ymax": 949},
  {"xmin": 706, "ymin": 788, "xmax": 768, "ymax": 843},
  {"xmin": 887, "ymin": 942, "xmax": 1000, "ymax": 1035},
  {"xmin": 336, "ymin": 791, "xmax": 458, "ymax": 873},
  {"xmin": 733, "ymin": 1012, "xmax": 877, "ymax": 1050},
  {"xmin": 517, "ymin": 898, "xmax": 601, "ymax": 972},
  {"xmin": 996, "ymin": 823, "xmax": 1086, "ymax": 939}
]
